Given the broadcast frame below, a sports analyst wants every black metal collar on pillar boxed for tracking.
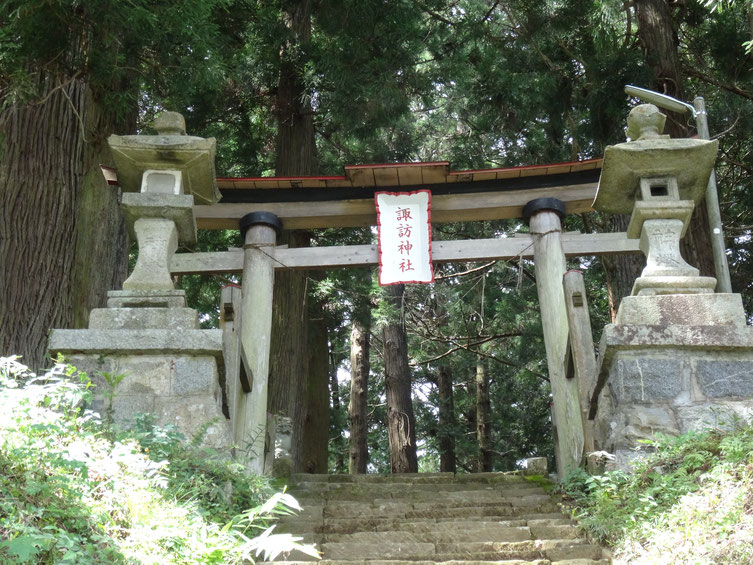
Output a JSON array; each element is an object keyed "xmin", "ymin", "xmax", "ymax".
[
  {"xmin": 239, "ymin": 211, "xmax": 283, "ymax": 239},
  {"xmin": 522, "ymin": 197, "xmax": 566, "ymax": 225}
]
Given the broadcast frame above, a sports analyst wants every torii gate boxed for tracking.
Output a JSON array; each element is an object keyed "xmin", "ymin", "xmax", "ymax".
[
  {"xmin": 169, "ymin": 159, "xmax": 640, "ymax": 478},
  {"xmin": 60, "ymin": 107, "xmax": 735, "ymax": 479}
]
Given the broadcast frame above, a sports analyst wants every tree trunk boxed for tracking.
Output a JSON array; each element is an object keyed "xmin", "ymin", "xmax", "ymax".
[
  {"xmin": 330, "ymin": 358, "xmax": 346, "ymax": 473},
  {"xmin": 0, "ymin": 75, "xmax": 129, "ymax": 370},
  {"xmin": 348, "ymin": 316, "xmax": 370, "ymax": 474},
  {"xmin": 634, "ymin": 0, "xmax": 686, "ymax": 136},
  {"xmin": 301, "ymin": 290, "xmax": 330, "ymax": 473},
  {"xmin": 268, "ymin": 231, "xmax": 310, "ymax": 471},
  {"xmin": 275, "ymin": 0, "xmax": 316, "ymax": 176},
  {"xmin": 437, "ymin": 364, "xmax": 457, "ymax": 473},
  {"xmin": 268, "ymin": 0, "xmax": 319, "ymax": 472},
  {"xmin": 476, "ymin": 360, "xmax": 493, "ymax": 472},
  {"xmin": 634, "ymin": 0, "xmax": 715, "ymax": 279},
  {"xmin": 382, "ymin": 284, "xmax": 418, "ymax": 473}
]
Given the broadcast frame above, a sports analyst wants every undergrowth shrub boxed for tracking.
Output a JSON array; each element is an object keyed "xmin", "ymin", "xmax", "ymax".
[
  {"xmin": 0, "ymin": 356, "xmax": 318, "ymax": 564},
  {"xmin": 562, "ymin": 424, "xmax": 753, "ymax": 563}
]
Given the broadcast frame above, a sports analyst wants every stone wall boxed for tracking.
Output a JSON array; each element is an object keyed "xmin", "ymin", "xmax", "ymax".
[
  {"xmin": 593, "ymin": 320, "xmax": 753, "ymax": 468},
  {"xmin": 65, "ymin": 353, "xmax": 232, "ymax": 450}
]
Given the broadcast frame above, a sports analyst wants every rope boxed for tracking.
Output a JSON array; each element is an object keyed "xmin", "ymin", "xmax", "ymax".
[
  {"xmin": 242, "ymin": 243, "xmax": 290, "ymax": 269},
  {"xmin": 515, "ymin": 227, "xmax": 563, "ymax": 291}
]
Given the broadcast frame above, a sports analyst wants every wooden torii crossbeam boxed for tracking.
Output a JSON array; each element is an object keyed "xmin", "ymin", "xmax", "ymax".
[{"xmin": 178, "ymin": 158, "xmax": 639, "ymax": 274}]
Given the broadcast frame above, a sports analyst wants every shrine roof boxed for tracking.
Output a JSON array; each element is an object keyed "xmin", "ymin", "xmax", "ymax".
[
  {"xmin": 216, "ymin": 158, "xmax": 602, "ymax": 191},
  {"xmin": 194, "ymin": 158, "xmax": 603, "ymax": 229}
]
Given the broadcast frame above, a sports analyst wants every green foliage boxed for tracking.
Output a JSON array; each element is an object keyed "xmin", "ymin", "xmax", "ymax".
[
  {"xmin": 0, "ymin": 357, "xmax": 317, "ymax": 564},
  {"xmin": 523, "ymin": 474, "xmax": 556, "ymax": 492},
  {"xmin": 1, "ymin": 0, "xmax": 238, "ymax": 121},
  {"xmin": 562, "ymin": 424, "xmax": 753, "ymax": 563}
]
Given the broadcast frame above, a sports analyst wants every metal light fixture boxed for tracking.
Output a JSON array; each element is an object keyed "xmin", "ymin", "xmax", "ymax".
[{"xmin": 624, "ymin": 85, "xmax": 696, "ymax": 118}]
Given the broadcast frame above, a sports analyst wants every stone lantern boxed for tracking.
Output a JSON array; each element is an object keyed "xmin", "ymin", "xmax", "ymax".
[
  {"xmin": 590, "ymin": 104, "xmax": 753, "ymax": 469},
  {"xmin": 108, "ymin": 111, "xmax": 220, "ymax": 291},
  {"xmin": 48, "ymin": 112, "xmax": 231, "ymax": 450},
  {"xmin": 594, "ymin": 103, "xmax": 718, "ymax": 297}
]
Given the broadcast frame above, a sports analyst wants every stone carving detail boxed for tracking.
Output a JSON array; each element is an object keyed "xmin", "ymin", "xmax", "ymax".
[
  {"xmin": 639, "ymin": 219, "xmax": 697, "ymax": 278},
  {"xmin": 124, "ymin": 218, "xmax": 179, "ymax": 290}
]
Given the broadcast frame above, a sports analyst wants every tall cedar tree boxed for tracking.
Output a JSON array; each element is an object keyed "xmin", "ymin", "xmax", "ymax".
[
  {"xmin": 0, "ymin": 0, "xmax": 230, "ymax": 369},
  {"xmin": 382, "ymin": 284, "xmax": 418, "ymax": 473},
  {"xmin": 267, "ymin": 0, "xmax": 325, "ymax": 474},
  {"xmin": 348, "ymin": 315, "xmax": 370, "ymax": 474}
]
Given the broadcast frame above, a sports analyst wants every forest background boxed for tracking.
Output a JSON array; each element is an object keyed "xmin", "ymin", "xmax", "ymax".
[{"xmin": 1, "ymin": 0, "xmax": 752, "ymax": 475}]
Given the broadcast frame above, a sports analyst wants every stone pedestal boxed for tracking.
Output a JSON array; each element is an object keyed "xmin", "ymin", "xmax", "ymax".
[
  {"xmin": 49, "ymin": 290, "xmax": 232, "ymax": 450},
  {"xmin": 592, "ymin": 294, "xmax": 753, "ymax": 468},
  {"xmin": 627, "ymin": 199, "xmax": 716, "ymax": 296}
]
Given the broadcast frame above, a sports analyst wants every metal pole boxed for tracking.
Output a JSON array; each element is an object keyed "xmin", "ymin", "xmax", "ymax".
[{"xmin": 694, "ymin": 97, "xmax": 732, "ymax": 293}]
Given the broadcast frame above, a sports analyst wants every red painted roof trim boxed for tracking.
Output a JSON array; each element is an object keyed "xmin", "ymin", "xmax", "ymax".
[{"xmin": 217, "ymin": 174, "xmax": 347, "ymax": 182}]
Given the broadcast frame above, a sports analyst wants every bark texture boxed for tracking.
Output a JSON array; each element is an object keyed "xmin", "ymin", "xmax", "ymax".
[
  {"xmin": 330, "ymin": 358, "xmax": 346, "ymax": 473},
  {"xmin": 382, "ymin": 284, "xmax": 418, "ymax": 474},
  {"xmin": 268, "ymin": 0, "xmax": 320, "ymax": 472},
  {"xmin": 275, "ymin": 0, "xmax": 316, "ymax": 176},
  {"xmin": 437, "ymin": 364, "xmax": 457, "ymax": 473},
  {"xmin": 348, "ymin": 317, "xmax": 370, "ymax": 474},
  {"xmin": 268, "ymin": 230, "xmax": 310, "ymax": 471},
  {"xmin": 0, "ymin": 75, "xmax": 128, "ymax": 369},
  {"xmin": 301, "ymin": 300, "xmax": 330, "ymax": 473},
  {"xmin": 476, "ymin": 360, "xmax": 492, "ymax": 472}
]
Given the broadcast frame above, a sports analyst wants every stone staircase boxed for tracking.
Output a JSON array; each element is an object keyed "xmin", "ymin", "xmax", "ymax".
[{"xmin": 263, "ymin": 472, "xmax": 610, "ymax": 565}]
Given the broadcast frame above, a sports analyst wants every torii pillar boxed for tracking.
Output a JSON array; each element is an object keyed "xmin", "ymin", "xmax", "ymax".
[
  {"xmin": 524, "ymin": 198, "xmax": 584, "ymax": 479},
  {"xmin": 237, "ymin": 212, "xmax": 280, "ymax": 474}
]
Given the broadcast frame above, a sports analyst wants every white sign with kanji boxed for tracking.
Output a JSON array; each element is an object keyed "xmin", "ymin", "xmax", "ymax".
[{"xmin": 375, "ymin": 190, "xmax": 433, "ymax": 285}]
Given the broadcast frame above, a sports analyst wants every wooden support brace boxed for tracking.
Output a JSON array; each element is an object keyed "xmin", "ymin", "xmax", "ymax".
[
  {"xmin": 563, "ymin": 270, "xmax": 597, "ymax": 454},
  {"xmin": 239, "ymin": 347, "xmax": 252, "ymax": 394},
  {"xmin": 220, "ymin": 286, "xmax": 243, "ymax": 439}
]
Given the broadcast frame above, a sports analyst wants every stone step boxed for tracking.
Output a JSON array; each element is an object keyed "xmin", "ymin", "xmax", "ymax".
[
  {"xmin": 279, "ymin": 516, "xmax": 576, "ymax": 536},
  {"xmin": 260, "ymin": 560, "xmax": 610, "ymax": 565},
  {"xmin": 310, "ymin": 538, "xmax": 603, "ymax": 561},
  {"xmin": 280, "ymin": 506, "xmax": 562, "ymax": 528},
  {"xmin": 259, "ymin": 559, "xmax": 609, "ymax": 565},
  {"xmin": 320, "ymin": 501, "xmax": 560, "ymax": 520},
  {"xmin": 322, "ymin": 526, "xmax": 535, "ymax": 544},
  {"xmin": 281, "ymin": 518, "xmax": 529, "ymax": 535},
  {"xmin": 271, "ymin": 537, "xmax": 603, "ymax": 562},
  {"xmin": 271, "ymin": 473, "xmax": 608, "ymax": 564},
  {"xmin": 291, "ymin": 472, "xmax": 530, "ymax": 485},
  {"xmin": 292, "ymin": 488, "xmax": 548, "ymax": 503}
]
